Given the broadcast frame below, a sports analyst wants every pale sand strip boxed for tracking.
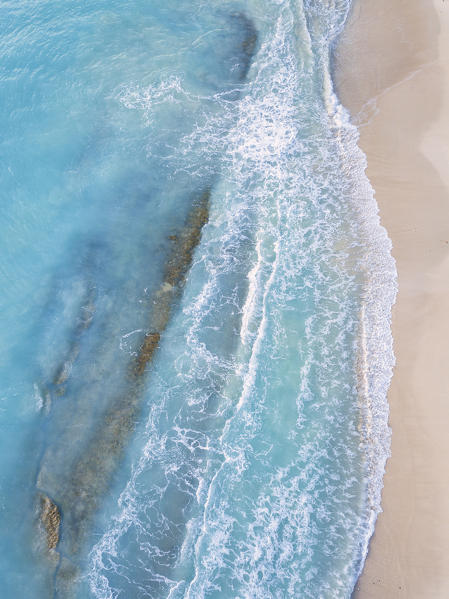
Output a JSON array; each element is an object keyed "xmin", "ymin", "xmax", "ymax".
[{"xmin": 335, "ymin": 0, "xmax": 449, "ymax": 597}]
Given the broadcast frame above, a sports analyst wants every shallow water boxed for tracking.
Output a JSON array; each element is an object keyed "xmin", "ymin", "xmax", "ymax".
[{"xmin": 0, "ymin": 1, "xmax": 396, "ymax": 597}]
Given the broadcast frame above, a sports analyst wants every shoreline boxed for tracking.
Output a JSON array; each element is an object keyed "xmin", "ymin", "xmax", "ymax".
[{"xmin": 335, "ymin": 0, "xmax": 449, "ymax": 597}]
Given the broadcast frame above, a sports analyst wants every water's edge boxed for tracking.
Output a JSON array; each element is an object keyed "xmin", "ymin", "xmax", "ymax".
[{"xmin": 329, "ymin": 1, "xmax": 398, "ymax": 590}]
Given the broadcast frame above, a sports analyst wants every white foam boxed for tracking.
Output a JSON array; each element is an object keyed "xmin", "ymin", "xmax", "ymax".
[
  {"xmin": 317, "ymin": 2, "xmax": 397, "ymax": 585},
  {"xmin": 88, "ymin": 0, "xmax": 397, "ymax": 596}
]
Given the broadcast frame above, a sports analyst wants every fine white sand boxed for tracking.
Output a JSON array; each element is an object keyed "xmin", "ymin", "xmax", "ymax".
[{"xmin": 335, "ymin": 0, "xmax": 449, "ymax": 597}]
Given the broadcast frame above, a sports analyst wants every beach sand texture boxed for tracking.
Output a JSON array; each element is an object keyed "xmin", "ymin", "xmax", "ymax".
[{"xmin": 336, "ymin": 0, "xmax": 449, "ymax": 597}]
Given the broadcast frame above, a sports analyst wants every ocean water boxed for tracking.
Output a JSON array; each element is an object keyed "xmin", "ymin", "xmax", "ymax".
[{"xmin": 0, "ymin": 0, "xmax": 397, "ymax": 597}]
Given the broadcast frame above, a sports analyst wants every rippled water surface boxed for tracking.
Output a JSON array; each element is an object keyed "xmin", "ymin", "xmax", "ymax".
[{"xmin": 0, "ymin": 1, "xmax": 396, "ymax": 597}]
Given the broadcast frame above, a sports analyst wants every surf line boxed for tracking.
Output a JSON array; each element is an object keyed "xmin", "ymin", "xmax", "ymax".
[{"xmin": 36, "ymin": 190, "xmax": 210, "ymax": 594}]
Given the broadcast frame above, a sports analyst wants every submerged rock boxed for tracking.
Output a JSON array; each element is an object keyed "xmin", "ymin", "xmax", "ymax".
[
  {"xmin": 35, "ymin": 190, "xmax": 210, "ymax": 593},
  {"xmin": 39, "ymin": 494, "xmax": 61, "ymax": 551}
]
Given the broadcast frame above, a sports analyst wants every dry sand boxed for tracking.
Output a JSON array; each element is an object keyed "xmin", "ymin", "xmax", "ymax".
[{"xmin": 335, "ymin": 0, "xmax": 449, "ymax": 597}]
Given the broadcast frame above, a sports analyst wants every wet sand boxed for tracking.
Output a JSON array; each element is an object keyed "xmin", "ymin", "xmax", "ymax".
[{"xmin": 335, "ymin": 0, "xmax": 449, "ymax": 597}]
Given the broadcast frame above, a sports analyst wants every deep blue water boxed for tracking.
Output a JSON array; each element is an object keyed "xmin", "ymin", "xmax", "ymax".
[{"xmin": 0, "ymin": 1, "xmax": 396, "ymax": 597}]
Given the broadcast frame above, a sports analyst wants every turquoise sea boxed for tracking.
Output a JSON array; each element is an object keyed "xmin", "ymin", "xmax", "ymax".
[{"xmin": 0, "ymin": 1, "xmax": 396, "ymax": 597}]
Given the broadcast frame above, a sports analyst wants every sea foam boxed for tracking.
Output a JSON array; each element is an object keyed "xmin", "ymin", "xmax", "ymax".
[{"xmin": 88, "ymin": 1, "xmax": 396, "ymax": 597}]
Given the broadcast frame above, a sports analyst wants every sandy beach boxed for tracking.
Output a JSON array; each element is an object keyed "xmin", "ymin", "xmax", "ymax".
[{"xmin": 335, "ymin": 0, "xmax": 449, "ymax": 597}]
